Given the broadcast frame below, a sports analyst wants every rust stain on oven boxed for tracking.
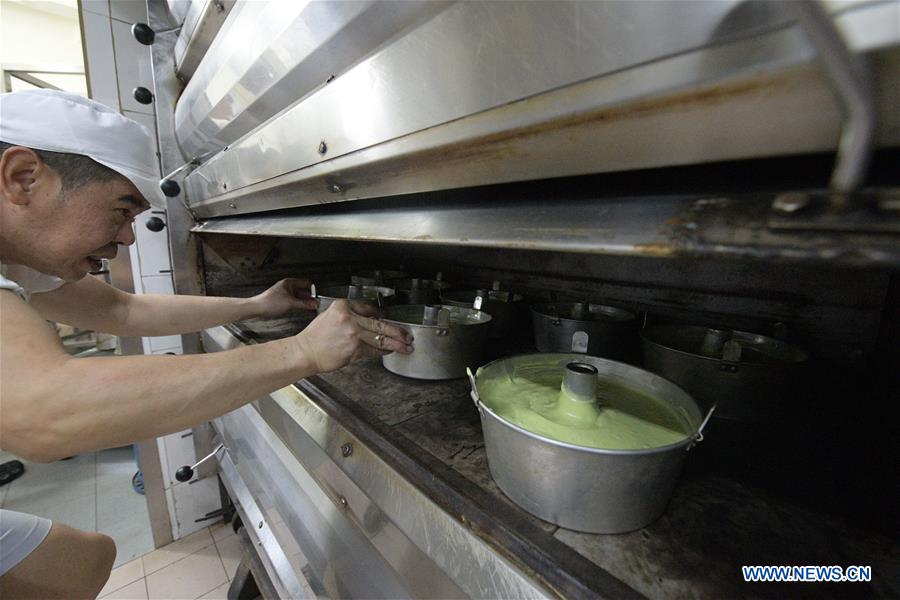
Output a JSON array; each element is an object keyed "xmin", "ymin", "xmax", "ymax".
[
  {"xmin": 345, "ymin": 71, "xmax": 786, "ymax": 186},
  {"xmin": 632, "ymin": 243, "xmax": 677, "ymax": 257}
]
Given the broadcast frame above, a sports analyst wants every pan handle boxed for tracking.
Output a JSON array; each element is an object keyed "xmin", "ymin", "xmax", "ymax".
[
  {"xmin": 466, "ymin": 368, "xmax": 481, "ymax": 411},
  {"xmin": 687, "ymin": 403, "xmax": 717, "ymax": 451}
]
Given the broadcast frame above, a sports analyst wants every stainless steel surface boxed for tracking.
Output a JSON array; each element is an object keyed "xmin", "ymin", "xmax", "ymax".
[
  {"xmin": 174, "ymin": 0, "xmax": 450, "ymax": 161},
  {"xmin": 149, "ymin": 0, "xmax": 204, "ymax": 356},
  {"xmin": 191, "ymin": 190, "xmax": 900, "ymax": 268},
  {"xmin": 562, "ymin": 362, "xmax": 600, "ymax": 402},
  {"xmin": 383, "ymin": 305, "xmax": 492, "ymax": 380},
  {"xmin": 471, "ymin": 353, "xmax": 705, "ymax": 534},
  {"xmin": 181, "ymin": 1, "xmax": 899, "ymax": 217},
  {"xmin": 216, "ymin": 445, "xmax": 312, "ymax": 599},
  {"xmin": 791, "ymin": 0, "xmax": 875, "ymax": 193},
  {"xmin": 165, "ymin": 0, "xmax": 191, "ymax": 25},
  {"xmin": 314, "ymin": 285, "xmax": 395, "ymax": 314},
  {"xmin": 203, "ymin": 325, "xmax": 555, "ymax": 599},
  {"xmin": 641, "ymin": 324, "xmax": 809, "ymax": 422},
  {"xmin": 173, "ymin": 0, "xmax": 235, "ymax": 80},
  {"xmin": 531, "ymin": 303, "xmax": 637, "ymax": 359}
]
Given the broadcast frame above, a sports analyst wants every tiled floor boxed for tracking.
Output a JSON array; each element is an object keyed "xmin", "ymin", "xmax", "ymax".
[
  {"xmin": 2, "ymin": 448, "xmax": 243, "ymax": 598},
  {"xmin": 98, "ymin": 523, "xmax": 241, "ymax": 600},
  {"xmin": 1, "ymin": 446, "xmax": 154, "ymax": 566}
]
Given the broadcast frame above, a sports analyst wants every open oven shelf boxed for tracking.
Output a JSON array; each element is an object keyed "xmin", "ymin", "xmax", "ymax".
[
  {"xmin": 193, "ymin": 189, "xmax": 900, "ymax": 269},
  {"xmin": 229, "ymin": 317, "xmax": 897, "ymax": 599}
]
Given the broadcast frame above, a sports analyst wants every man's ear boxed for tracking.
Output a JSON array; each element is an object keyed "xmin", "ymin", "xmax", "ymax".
[{"xmin": 0, "ymin": 146, "xmax": 46, "ymax": 206}]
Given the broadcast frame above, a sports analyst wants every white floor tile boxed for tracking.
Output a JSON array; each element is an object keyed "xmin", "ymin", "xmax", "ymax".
[
  {"xmin": 106, "ymin": 517, "xmax": 155, "ymax": 567},
  {"xmin": 97, "ymin": 446, "xmax": 136, "ymax": 469},
  {"xmin": 1, "ymin": 447, "xmax": 154, "ymax": 567},
  {"xmin": 209, "ymin": 522, "xmax": 235, "ymax": 543},
  {"xmin": 99, "ymin": 558, "xmax": 144, "ymax": 598},
  {"xmin": 6, "ymin": 487, "xmax": 97, "ymax": 531},
  {"xmin": 101, "ymin": 577, "xmax": 148, "ymax": 600},
  {"xmin": 197, "ymin": 581, "xmax": 231, "ymax": 599},
  {"xmin": 145, "ymin": 545, "xmax": 228, "ymax": 600},
  {"xmin": 214, "ymin": 534, "xmax": 242, "ymax": 579},
  {"xmin": 141, "ymin": 528, "xmax": 214, "ymax": 575}
]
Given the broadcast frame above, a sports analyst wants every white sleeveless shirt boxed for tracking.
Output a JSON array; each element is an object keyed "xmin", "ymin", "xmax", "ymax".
[{"xmin": 0, "ymin": 263, "xmax": 66, "ymax": 302}]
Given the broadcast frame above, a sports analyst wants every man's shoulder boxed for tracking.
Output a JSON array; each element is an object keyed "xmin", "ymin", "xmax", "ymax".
[{"xmin": 0, "ymin": 264, "xmax": 66, "ymax": 301}]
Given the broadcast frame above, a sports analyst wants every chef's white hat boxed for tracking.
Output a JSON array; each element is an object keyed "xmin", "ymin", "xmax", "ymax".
[{"xmin": 0, "ymin": 89, "xmax": 165, "ymax": 208}]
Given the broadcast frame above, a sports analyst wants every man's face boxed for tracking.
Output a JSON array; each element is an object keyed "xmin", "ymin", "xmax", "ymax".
[{"xmin": 36, "ymin": 176, "xmax": 150, "ymax": 281}]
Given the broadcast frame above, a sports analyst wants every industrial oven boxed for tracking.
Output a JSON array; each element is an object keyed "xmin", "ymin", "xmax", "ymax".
[{"xmin": 137, "ymin": 0, "xmax": 898, "ymax": 597}]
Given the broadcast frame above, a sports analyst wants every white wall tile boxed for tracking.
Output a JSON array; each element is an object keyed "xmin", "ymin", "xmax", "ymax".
[
  {"xmin": 149, "ymin": 335, "xmax": 182, "ymax": 352},
  {"xmin": 140, "ymin": 275, "xmax": 182, "ymax": 351},
  {"xmin": 151, "ymin": 347, "xmax": 183, "ymax": 357},
  {"xmin": 156, "ymin": 437, "xmax": 171, "ymax": 491},
  {"xmin": 140, "ymin": 274, "xmax": 174, "ymax": 295},
  {"xmin": 82, "ymin": 0, "xmax": 110, "ymax": 18},
  {"xmin": 134, "ymin": 211, "xmax": 171, "ymax": 275},
  {"xmin": 81, "ymin": 10, "xmax": 120, "ymax": 109},
  {"xmin": 162, "ymin": 430, "xmax": 197, "ymax": 488},
  {"xmin": 164, "ymin": 486, "xmax": 179, "ymax": 541},
  {"xmin": 128, "ymin": 244, "xmax": 142, "ymax": 298},
  {"xmin": 110, "ymin": 18, "xmax": 154, "ymax": 115},
  {"xmin": 171, "ymin": 476, "xmax": 221, "ymax": 539}
]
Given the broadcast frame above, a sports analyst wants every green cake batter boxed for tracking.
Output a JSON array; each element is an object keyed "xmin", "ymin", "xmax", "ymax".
[{"xmin": 476, "ymin": 365, "xmax": 692, "ymax": 450}]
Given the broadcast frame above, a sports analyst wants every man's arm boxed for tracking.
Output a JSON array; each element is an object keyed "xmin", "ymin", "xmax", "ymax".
[
  {"xmin": 0, "ymin": 290, "xmax": 412, "ymax": 462},
  {"xmin": 29, "ymin": 276, "xmax": 314, "ymax": 336}
]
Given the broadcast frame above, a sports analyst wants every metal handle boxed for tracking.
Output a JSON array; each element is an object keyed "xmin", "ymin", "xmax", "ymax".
[
  {"xmin": 791, "ymin": 0, "xmax": 875, "ymax": 194},
  {"xmin": 176, "ymin": 443, "xmax": 224, "ymax": 482},
  {"xmin": 131, "ymin": 22, "xmax": 182, "ymax": 46},
  {"xmin": 687, "ymin": 404, "xmax": 718, "ymax": 451},
  {"xmin": 466, "ymin": 368, "xmax": 481, "ymax": 411}
]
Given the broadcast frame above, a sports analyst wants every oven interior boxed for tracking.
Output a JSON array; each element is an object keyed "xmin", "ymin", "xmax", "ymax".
[{"xmin": 192, "ymin": 156, "xmax": 899, "ymax": 597}]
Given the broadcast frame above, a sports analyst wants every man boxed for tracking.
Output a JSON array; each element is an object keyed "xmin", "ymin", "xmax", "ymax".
[{"xmin": 0, "ymin": 89, "xmax": 412, "ymax": 598}]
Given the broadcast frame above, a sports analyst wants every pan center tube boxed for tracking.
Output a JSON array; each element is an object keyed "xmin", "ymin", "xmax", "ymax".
[
  {"xmin": 347, "ymin": 284, "xmax": 363, "ymax": 299},
  {"xmin": 552, "ymin": 362, "xmax": 602, "ymax": 427}
]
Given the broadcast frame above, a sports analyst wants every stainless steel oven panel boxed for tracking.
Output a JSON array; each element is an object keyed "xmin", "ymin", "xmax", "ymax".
[
  {"xmin": 148, "ymin": 0, "xmax": 205, "ymax": 357},
  {"xmin": 216, "ymin": 448, "xmax": 314, "ymax": 599},
  {"xmin": 183, "ymin": 1, "xmax": 898, "ymax": 217},
  {"xmin": 174, "ymin": 0, "xmax": 451, "ymax": 161},
  {"xmin": 215, "ymin": 404, "xmax": 418, "ymax": 598},
  {"xmin": 174, "ymin": 0, "xmax": 235, "ymax": 80},
  {"xmin": 203, "ymin": 326, "xmax": 552, "ymax": 599}
]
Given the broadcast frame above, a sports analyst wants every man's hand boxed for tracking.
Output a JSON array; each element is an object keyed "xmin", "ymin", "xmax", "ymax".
[
  {"xmin": 296, "ymin": 300, "xmax": 413, "ymax": 373},
  {"xmin": 250, "ymin": 278, "xmax": 318, "ymax": 318}
]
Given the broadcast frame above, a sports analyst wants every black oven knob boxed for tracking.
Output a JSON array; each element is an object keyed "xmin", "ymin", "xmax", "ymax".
[
  {"xmin": 160, "ymin": 179, "xmax": 181, "ymax": 197},
  {"xmin": 146, "ymin": 217, "xmax": 166, "ymax": 232},
  {"xmin": 131, "ymin": 23, "xmax": 155, "ymax": 45},
  {"xmin": 175, "ymin": 465, "xmax": 193, "ymax": 482},
  {"xmin": 133, "ymin": 87, "xmax": 154, "ymax": 105}
]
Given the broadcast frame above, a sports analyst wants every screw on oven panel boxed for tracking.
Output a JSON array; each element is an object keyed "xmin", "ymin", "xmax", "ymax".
[
  {"xmin": 341, "ymin": 443, "xmax": 353, "ymax": 457},
  {"xmin": 339, "ymin": 496, "xmax": 348, "ymax": 508},
  {"xmin": 257, "ymin": 521, "xmax": 263, "ymax": 529},
  {"xmin": 229, "ymin": 202, "xmax": 236, "ymax": 209},
  {"xmin": 330, "ymin": 184, "xmax": 343, "ymax": 193},
  {"xmin": 318, "ymin": 141, "xmax": 328, "ymax": 155},
  {"xmin": 772, "ymin": 192, "xmax": 810, "ymax": 215}
]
